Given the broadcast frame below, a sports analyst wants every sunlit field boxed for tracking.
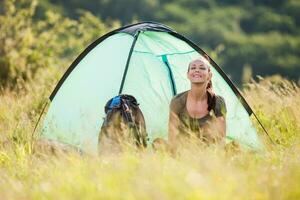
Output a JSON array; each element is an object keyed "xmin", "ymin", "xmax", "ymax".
[
  {"xmin": 0, "ymin": 73, "xmax": 300, "ymax": 200},
  {"xmin": 1, "ymin": 1, "xmax": 300, "ymax": 199}
]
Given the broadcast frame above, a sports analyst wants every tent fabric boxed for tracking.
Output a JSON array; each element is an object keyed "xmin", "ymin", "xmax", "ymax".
[{"xmin": 41, "ymin": 22, "xmax": 263, "ymax": 153}]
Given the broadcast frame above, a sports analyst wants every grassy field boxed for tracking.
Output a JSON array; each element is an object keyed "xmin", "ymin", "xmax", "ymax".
[{"xmin": 0, "ymin": 73, "xmax": 300, "ymax": 200}]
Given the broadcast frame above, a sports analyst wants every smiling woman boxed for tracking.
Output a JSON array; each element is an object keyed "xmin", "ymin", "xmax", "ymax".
[{"xmin": 168, "ymin": 58, "xmax": 227, "ymax": 150}]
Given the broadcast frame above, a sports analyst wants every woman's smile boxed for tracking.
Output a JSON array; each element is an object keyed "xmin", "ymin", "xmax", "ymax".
[
  {"xmin": 187, "ymin": 59, "xmax": 212, "ymax": 84},
  {"xmin": 192, "ymin": 73, "xmax": 203, "ymax": 78}
]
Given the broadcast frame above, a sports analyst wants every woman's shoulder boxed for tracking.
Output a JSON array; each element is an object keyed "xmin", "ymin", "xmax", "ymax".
[
  {"xmin": 171, "ymin": 91, "xmax": 188, "ymax": 103},
  {"xmin": 170, "ymin": 91, "xmax": 188, "ymax": 113}
]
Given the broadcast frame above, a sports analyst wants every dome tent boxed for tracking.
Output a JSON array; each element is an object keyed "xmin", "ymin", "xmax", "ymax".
[{"xmin": 40, "ymin": 22, "xmax": 266, "ymax": 153}]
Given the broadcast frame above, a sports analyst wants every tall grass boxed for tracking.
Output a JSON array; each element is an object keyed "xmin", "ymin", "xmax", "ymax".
[
  {"xmin": 0, "ymin": 74, "xmax": 299, "ymax": 199},
  {"xmin": 244, "ymin": 75, "xmax": 300, "ymax": 148}
]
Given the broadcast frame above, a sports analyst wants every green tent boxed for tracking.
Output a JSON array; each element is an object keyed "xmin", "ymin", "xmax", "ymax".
[{"xmin": 40, "ymin": 22, "xmax": 265, "ymax": 153}]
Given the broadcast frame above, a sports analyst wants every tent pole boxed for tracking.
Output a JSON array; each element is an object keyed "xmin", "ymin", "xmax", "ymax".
[
  {"xmin": 30, "ymin": 100, "xmax": 49, "ymax": 152},
  {"xmin": 251, "ymin": 112, "xmax": 275, "ymax": 145},
  {"xmin": 119, "ymin": 31, "xmax": 141, "ymax": 94}
]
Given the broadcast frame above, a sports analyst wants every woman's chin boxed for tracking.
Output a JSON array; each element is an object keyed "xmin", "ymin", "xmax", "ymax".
[{"xmin": 191, "ymin": 79, "xmax": 206, "ymax": 84}]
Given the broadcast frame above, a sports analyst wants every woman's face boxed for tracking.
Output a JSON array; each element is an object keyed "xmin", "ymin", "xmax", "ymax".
[{"xmin": 187, "ymin": 60, "xmax": 211, "ymax": 84}]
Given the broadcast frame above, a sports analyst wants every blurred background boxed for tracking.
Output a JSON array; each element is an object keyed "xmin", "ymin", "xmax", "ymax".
[{"xmin": 1, "ymin": 0, "xmax": 300, "ymax": 88}]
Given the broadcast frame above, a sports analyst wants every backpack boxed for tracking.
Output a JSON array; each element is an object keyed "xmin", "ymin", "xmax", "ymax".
[{"xmin": 99, "ymin": 94, "xmax": 148, "ymax": 150}]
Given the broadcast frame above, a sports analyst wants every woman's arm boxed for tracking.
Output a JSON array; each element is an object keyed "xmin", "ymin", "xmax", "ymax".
[
  {"xmin": 168, "ymin": 101, "xmax": 180, "ymax": 152},
  {"xmin": 202, "ymin": 116, "xmax": 226, "ymax": 144},
  {"xmin": 214, "ymin": 96, "xmax": 227, "ymax": 142},
  {"xmin": 215, "ymin": 116, "xmax": 226, "ymax": 141},
  {"xmin": 168, "ymin": 111, "xmax": 179, "ymax": 143},
  {"xmin": 205, "ymin": 96, "xmax": 227, "ymax": 143}
]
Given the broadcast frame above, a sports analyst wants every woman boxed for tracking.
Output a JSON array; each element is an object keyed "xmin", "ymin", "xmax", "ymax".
[{"xmin": 168, "ymin": 58, "xmax": 227, "ymax": 150}]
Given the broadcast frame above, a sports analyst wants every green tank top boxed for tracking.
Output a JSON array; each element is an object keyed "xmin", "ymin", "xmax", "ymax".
[{"xmin": 170, "ymin": 91, "xmax": 227, "ymax": 138}]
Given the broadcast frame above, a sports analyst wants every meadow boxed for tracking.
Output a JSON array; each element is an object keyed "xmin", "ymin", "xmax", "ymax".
[
  {"xmin": 0, "ymin": 69, "xmax": 300, "ymax": 199},
  {"xmin": 1, "ymin": 1, "xmax": 300, "ymax": 199}
]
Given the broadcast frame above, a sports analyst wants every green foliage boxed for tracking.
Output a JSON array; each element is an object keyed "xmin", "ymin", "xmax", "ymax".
[
  {"xmin": 36, "ymin": 0, "xmax": 300, "ymax": 86},
  {"xmin": 241, "ymin": 8, "xmax": 296, "ymax": 33},
  {"xmin": 2, "ymin": 0, "xmax": 300, "ymax": 86},
  {"xmin": 0, "ymin": 0, "xmax": 118, "ymax": 87},
  {"xmin": 0, "ymin": 0, "xmax": 39, "ymax": 84}
]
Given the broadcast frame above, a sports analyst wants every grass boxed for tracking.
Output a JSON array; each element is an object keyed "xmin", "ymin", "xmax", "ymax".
[{"xmin": 0, "ymin": 74, "xmax": 300, "ymax": 200}]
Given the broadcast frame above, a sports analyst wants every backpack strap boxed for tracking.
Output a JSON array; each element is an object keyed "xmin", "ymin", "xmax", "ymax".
[{"xmin": 120, "ymin": 97, "xmax": 143, "ymax": 147}]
